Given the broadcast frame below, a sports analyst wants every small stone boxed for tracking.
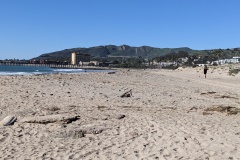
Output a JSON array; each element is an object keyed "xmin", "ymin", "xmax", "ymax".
[{"xmin": 116, "ymin": 114, "xmax": 125, "ymax": 119}]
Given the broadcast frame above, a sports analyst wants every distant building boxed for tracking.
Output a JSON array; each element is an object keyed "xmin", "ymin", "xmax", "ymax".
[
  {"xmin": 89, "ymin": 61, "xmax": 99, "ymax": 66},
  {"xmin": 211, "ymin": 57, "xmax": 239, "ymax": 65},
  {"xmin": 71, "ymin": 52, "xmax": 90, "ymax": 65},
  {"xmin": 233, "ymin": 57, "xmax": 240, "ymax": 61},
  {"xmin": 30, "ymin": 60, "xmax": 40, "ymax": 64}
]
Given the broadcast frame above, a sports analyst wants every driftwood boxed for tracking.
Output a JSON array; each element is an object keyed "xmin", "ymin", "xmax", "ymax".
[
  {"xmin": 203, "ymin": 106, "xmax": 240, "ymax": 115},
  {"xmin": 121, "ymin": 89, "xmax": 132, "ymax": 98},
  {"xmin": 56, "ymin": 127, "xmax": 106, "ymax": 139},
  {"xmin": 108, "ymin": 72, "xmax": 116, "ymax": 74},
  {"xmin": 19, "ymin": 114, "xmax": 80, "ymax": 124}
]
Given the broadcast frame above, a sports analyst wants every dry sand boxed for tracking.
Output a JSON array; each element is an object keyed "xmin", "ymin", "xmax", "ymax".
[{"xmin": 0, "ymin": 64, "xmax": 240, "ymax": 160}]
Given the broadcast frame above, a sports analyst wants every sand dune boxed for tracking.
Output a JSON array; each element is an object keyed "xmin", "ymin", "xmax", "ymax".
[{"xmin": 0, "ymin": 65, "xmax": 240, "ymax": 159}]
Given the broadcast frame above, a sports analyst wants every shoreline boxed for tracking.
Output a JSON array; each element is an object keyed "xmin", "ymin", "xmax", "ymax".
[{"xmin": 0, "ymin": 65, "xmax": 116, "ymax": 76}]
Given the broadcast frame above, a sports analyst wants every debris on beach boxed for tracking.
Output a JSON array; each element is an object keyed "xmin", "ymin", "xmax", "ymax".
[
  {"xmin": 116, "ymin": 114, "xmax": 126, "ymax": 119},
  {"xmin": 0, "ymin": 115, "xmax": 17, "ymax": 126},
  {"xmin": 68, "ymin": 129, "xmax": 85, "ymax": 138},
  {"xmin": 200, "ymin": 91, "xmax": 217, "ymax": 95},
  {"xmin": 214, "ymin": 95, "xmax": 238, "ymax": 99},
  {"xmin": 120, "ymin": 89, "xmax": 132, "ymax": 98},
  {"xmin": 56, "ymin": 127, "xmax": 105, "ymax": 139},
  {"xmin": 203, "ymin": 106, "xmax": 240, "ymax": 115},
  {"xmin": 108, "ymin": 71, "xmax": 116, "ymax": 74},
  {"xmin": 200, "ymin": 92, "xmax": 238, "ymax": 100},
  {"xmin": 43, "ymin": 106, "xmax": 61, "ymax": 112},
  {"xmin": 83, "ymin": 127, "xmax": 104, "ymax": 134},
  {"xmin": 19, "ymin": 114, "xmax": 80, "ymax": 124},
  {"xmin": 56, "ymin": 129, "xmax": 85, "ymax": 139}
]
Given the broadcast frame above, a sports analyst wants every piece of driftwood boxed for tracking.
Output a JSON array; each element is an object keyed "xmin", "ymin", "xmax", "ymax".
[
  {"xmin": 108, "ymin": 72, "xmax": 116, "ymax": 74},
  {"xmin": 121, "ymin": 89, "xmax": 132, "ymax": 98},
  {"xmin": 203, "ymin": 106, "xmax": 240, "ymax": 115},
  {"xmin": 0, "ymin": 115, "xmax": 17, "ymax": 126},
  {"xmin": 56, "ymin": 127, "xmax": 105, "ymax": 139},
  {"xmin": 19, "ymin": 114, "xmax": 80, "ymax": 124}
]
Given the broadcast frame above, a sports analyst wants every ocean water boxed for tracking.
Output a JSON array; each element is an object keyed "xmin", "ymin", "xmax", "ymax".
[{"xmin": 0, "ymin": 65, "xmax": 112, "ymax": 76}]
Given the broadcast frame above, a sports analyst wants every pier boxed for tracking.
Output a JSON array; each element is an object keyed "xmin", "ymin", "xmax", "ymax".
[{"xmin": 0, "ymin": 62, "xmax": 109, "ymax": 70}]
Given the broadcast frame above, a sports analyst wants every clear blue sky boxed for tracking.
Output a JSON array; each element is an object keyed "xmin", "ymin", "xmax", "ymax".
[{"xmin": 0, "ymin": 0, "xmax": 240, "ymax": 59}]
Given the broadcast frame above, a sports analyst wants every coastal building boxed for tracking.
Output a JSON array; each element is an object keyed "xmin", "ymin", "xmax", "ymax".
[
  {"xmin": 233, "ymin": 57, "xmax": 240, "ymax": 61},
  {"xmin": 211, "ymin": 57, "xmax": 239, "ymax": 65},
  {"xmin": 71, "ymin": 52, "xmax": 91, "ymax": 65},
  {"xmin": 89, "ymin": 61, "xmax": 99, "ymax": 66}
]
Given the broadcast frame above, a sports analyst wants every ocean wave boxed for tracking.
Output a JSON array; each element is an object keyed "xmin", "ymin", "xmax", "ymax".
[
  {"xmin": 0, "ymin": 71, "xmax": 50, "ymax": 76},
  {"xmin": 0, "ymin": 70, "xmax": 84, "ymax": 76},
  {"xmin": 0, "ymin": 72, "xmax": 33, "ymax": 76},
  {"xmin": 53, "ymin": 69, "xmax": 84, "ymax": 72},
  {"xmin": 0, "ymin": 66, "xmax": 112, "ymax": 76}
]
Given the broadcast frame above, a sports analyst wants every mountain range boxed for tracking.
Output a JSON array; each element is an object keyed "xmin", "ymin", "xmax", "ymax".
[
  {"xmin": 32, "ymin": 45, "xmax": 239, "ymax": 61},
  {"xmin": 32, "ymin": 45, "xmax": 198, "ymax": 60}
]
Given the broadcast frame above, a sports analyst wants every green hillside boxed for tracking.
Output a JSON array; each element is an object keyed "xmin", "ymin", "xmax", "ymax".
[{"xmin": 31, "ymin": 45, "xmax": 240, "ymax": 61}]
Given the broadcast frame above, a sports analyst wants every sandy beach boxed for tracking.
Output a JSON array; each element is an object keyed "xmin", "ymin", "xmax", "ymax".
[{"xmin": 0, "ymin": 64, "xmax": 240, "ymax": 160}]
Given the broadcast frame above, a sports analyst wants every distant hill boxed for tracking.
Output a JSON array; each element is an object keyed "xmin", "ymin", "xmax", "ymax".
[
  {"xmin": 31, "ymin": 45, "xmax": 240, "ymax": 61},
  {"xmin": 31, "ymin": 45, "xmax": 193, "ymax": 61}
]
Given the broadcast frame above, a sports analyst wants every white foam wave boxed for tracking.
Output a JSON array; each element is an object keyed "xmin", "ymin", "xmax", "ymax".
[
  {"xmin": 0, "ymin": 69, "xmax": 83, "ymax": 76},
  {"xmin": 0, "ymin": 69, "xmax": 112, "ymax": 76},
  {"xmin": 0, "ymin": 72, "xmax": 33, "ymax": 76},
  {"xmin": 0, "ymin": 72, "xmax": 51, "ymax": 76},
  {"xmin": 53, "ymin": 69, "xmax": 84, "ymax": 72}
]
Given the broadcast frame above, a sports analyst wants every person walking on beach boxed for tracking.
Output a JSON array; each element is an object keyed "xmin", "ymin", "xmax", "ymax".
[{"xmin": 204, "ymin": 65, "xmax": 208, "ymax": 78}]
